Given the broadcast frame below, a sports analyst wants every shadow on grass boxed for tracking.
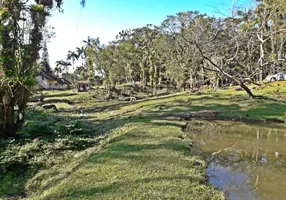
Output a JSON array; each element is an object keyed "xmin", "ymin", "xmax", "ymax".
[
  {"xmin": 55, "ymin": 92, "xmax": 187, "ymax": 115},
  {"xmin": 38, "ymin": 92, "xmax": 286, "ymax": 137},
  {"xmin": 58, "ymin": 92, "xmax": 237, "ymax": 116},
  {"xmin": 255, "ymin": 95, "xmax": 286, "ymax": 105},
  {"xmin": 241, "ymin": 102, "xmax": 286, "ymax": 122},
  {"xmin": 89, "ymin": 141, "xmax": 188, "ymax": 164},
  {"xmin": 42, "ymin": 92, "xmax": 77, "ymax": 98},
  {"xmin": 69, "ymin": 176, "xmax": 198, "ymax": 198},
  {"xmin": 60, "ymin": 101, "xmax": 130, "ymax": 114},
  {"xmin": 31, "ymin": 92, "xmax": 77, "ymax": 101},
  {"xmin": 43, "ymin": 99, "xmax": 74, "ymax": 105},
  {"xmin": 0, "ymin": 172, "xmax": 32, "ymax": 199},
  {"xmin": 62, "ymin": 97, "xmax": 285, "ymax": 134}
]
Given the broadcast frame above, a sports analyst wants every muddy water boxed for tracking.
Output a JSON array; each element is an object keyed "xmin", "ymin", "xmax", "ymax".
[{"xmin": 185, "ymin": 121, "xmax": 286, "ymax": 200}]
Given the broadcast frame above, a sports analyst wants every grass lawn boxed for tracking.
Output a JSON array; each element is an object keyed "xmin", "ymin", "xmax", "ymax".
[
  {"xmin": 1, "ymin": 82, "xmax": 286, "ymax": 199},
  {"xmin": 29, "ymin": 122, "xmax": 224, "ymax": 200}
]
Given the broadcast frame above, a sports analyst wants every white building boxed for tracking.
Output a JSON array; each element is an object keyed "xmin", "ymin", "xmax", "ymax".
[
  {"xmin": 265, "ymin": 72, "xmax": 286, "ymax": 82},
  {"xmin": 36, "ymin": 71, "xmax": 71, "ymax": 90}
]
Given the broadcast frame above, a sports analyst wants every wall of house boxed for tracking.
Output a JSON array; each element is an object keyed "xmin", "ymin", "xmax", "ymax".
[
  {"xmin": 62, "ymin": 84, "xmax": 69, "ymax": 90},
  {"xmin": 36, "ymin": 76, "xmax": 66, "ymax": 90},
  {"xmin": 36, "ymin": 76, "xmax": 49, "ymax": 89}
]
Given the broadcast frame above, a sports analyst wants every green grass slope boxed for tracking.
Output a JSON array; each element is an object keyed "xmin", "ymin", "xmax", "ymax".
[{"xmin": 29, "ymin": 122, "xmax": 224, "ymax": 200}]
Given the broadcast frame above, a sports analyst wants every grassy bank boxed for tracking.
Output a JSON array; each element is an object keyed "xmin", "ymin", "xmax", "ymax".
[
  {"xmin": 0, "ymin": 82, "xmax": 285, "ymax": 199},
  {"xmin": 28, "ymin": 121, "xmax": 224, "ymax": 200}
]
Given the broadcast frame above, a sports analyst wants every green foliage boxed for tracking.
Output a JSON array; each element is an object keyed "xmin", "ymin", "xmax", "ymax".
[
  {"xmin": 0, "ymin": 8, "xmax": 9, "ymax": 20},
  {"xmin": 0, "ymin": 135, "xmax": 98, "ymax": 171},
  {"xmin": 0, "ymin": 0, "xmax": 65, "ymax": 139},
  {"xmin": 20, "ymin": 111, "xmax": 59, "ymax": 138},
  {"xmin": 55, "ymin": 121, "xmax": 85, "ymax": 135},
  {"xmin": 77, "ymin": 0, "xmax": 286, "ymax": 97},
  {"xmin": 30, "ymin": 4, "xmax": 45, "ymax": 12},
  {"xmin": 0, "ymin": 110, "xmax": 97, "ymax": 176},
  {"xmin": 0, "ymin": 171, "xmax": 32, "ymax": 197}
]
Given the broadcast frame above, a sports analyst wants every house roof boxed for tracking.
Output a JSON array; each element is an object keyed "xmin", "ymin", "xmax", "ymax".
[
  {"xmin": 38, "ymin": 71, "xmax": 71, "ymax": 85},
  {"xmin": 59, "ymin": 78, "xmax": 71, "ymax": 85},
  {"xmin": 38, "ymin": 71, "xmax": 58, "ymax": 81}
]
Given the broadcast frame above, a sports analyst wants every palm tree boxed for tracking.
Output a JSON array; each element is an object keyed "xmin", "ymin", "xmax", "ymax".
[
  {"xmin": 76, "ymin": 47, "xmax": 86, "ymax": 59},
  {"xmin": 67, "ymin": 51, "xmax": 79, "ymax": 88},
  {"xmin": 54, "ymin": 66, "xmax": 62, "ymax": 75},
  {"xmin": 83, "ymin": 37, "xmax": 101, "ymax": 48},
  {"xmin": 55, "ymin": 60, "xmax": 71, "ymax": 75},
  {"xmin": 67, "ymin": 50, "xmax": 79, "ymax": 72}
]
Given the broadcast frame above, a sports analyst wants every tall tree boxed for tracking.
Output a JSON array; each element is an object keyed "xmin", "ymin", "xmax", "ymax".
[
  {"xmin": 0, "ymin": 0, "xmax": 63, "ymax": 138},
  {"xmin": 165, "ymin": 11, "xmax": 261, "ymax": 97},
  {"xmin": 67, "ymin": 50, "xmax": 79, "ymax": 72},
  {"xmin": 40, "ymin": 42, "xmax": 52, "ymax": 73},
  {"xmin": 76, "ymin": 46, "xmax": 86, "ymax": 60},
  {"xmin": 0, "ymin": 0, "xmax": 83, "ymax": 139}
]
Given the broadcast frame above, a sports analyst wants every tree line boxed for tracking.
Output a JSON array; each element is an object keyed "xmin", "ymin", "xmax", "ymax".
[{"xmin": 62, "ymin": 0, "xmax": 286, "ymax": 98}]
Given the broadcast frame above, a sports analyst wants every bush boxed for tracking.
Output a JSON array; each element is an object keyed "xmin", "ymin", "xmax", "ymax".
[
  {"xmin": 20, "ymin": 110, "xmax": 60, "ymax": 138},
  {"xmin": 54, "ymin": 120, "xmax": 87, "ymax": 136},
  {"xmin": 0, "ymin": 136, "xmax": 98, "ymax": 175}
]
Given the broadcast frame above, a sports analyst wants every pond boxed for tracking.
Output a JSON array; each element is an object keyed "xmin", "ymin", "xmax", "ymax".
[{"xmin": 185, "ymin": 121, "xmax": 286, "ymax": 200}]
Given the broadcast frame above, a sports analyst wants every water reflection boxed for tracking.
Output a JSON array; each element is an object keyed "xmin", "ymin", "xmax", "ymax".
[{"xmin": 185, "ymin": 121, "xmax": 286, "ymax": 200}]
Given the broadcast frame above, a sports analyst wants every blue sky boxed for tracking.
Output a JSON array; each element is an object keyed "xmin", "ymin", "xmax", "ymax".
[{"xmin": 47, "ymin": 0, "xmax": 253, "ymax": 68}]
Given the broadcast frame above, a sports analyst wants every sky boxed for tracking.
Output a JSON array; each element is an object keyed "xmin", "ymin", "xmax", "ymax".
[{"xmin": 47, "ymin": 0, "xmax": 253, "ymax": 68}]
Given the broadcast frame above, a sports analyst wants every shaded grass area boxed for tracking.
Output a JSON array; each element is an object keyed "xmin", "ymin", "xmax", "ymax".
[{"xmin": 0, "ymin": 172, "xmax": 31, "ymax": 198}]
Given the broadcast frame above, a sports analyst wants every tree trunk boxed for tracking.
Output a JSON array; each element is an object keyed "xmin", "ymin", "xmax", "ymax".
[
  {"xmin": 0, "ymin": 105, "xmax": 4, "ymax": 139},
  {"xmin": 145, "ymin": 71, "xmax": 149, "ymax": 87},
  {"xmin": 277, "ymin": 37, "xmax": 285, "ymax": 73},
  {"xmin": 189, "ymin": 76, "xmax": 193, "ymax": 91},
  {"xmin": 16, "ymin": 87, "xmax": 29, "ymax": 132},
  {"xmin": 3, "ymin": 103, "xmax": 18, "ymax": 139},
  {"xmin": 259, "ymin": 37, "xmax": 264, "ymax": 83},
  {"xmin": 166, "ymin": 78, "xmax": 170, "ymax": 93},
  {"xmin": 0, "ymin": 88, "xmax": 27, "ymax": 139},
  {"xmin": 270, "ymin": 27, "xmax": 276, "ymax": 75},
  {"xmin": 193, "ymin": 41, "xmax": 257, "ymax": 98},
  {"xmin": 153, "ymin": 65, "xmax": 159, "ymax": 95},
  {"xmin": 239, "ymin": 82, "xmax": 255, "ymax": 98}
]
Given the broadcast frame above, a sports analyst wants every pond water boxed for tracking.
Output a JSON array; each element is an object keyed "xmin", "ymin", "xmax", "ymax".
[{"xmin": 185, "ymin": 121, "xmax": 286, "ymax": 200}]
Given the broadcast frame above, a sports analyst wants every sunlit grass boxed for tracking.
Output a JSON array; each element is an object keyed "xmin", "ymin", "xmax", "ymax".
[
  {"xmin": 29, "ymin": 123, "xmax": 224, "ymax": 200},
  {"xmin": 41, "ymin": 83, "xmax": 285, "ymax": 122}
]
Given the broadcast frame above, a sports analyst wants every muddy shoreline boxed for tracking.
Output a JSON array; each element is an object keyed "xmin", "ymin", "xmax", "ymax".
[{"xmin": 161, "ymin": 110, "xmax": 285, "ymax": 123}]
